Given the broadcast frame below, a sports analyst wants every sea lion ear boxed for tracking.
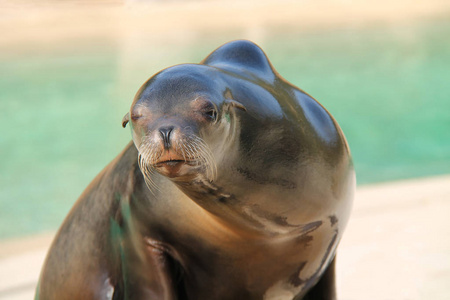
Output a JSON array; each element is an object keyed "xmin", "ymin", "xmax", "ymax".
[
  {"xmin": 225, "ymin": 99, "xmax": 247, "ymax": 112},
  {"xmin": 122, "ymin": 113, "xmax": 130, "ymax": 128}
]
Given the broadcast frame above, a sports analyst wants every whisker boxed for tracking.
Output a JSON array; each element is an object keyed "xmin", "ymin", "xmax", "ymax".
[
  {"xmin": 137, "ymin": 137, "xmax": 162, "ymax": 193},
  {"xmin": 185, "ymin": 134, "xmax": 217, "ymax": 182}
]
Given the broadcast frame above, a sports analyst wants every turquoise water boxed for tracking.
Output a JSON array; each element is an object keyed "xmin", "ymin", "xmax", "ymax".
[{"xmin": 1, "ymin": 20, "xmax": 449, "ymax": 239}]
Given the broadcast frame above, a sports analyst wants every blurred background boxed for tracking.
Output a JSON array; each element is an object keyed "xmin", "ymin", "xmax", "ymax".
[{"xmin": 0, "ymin": 0, "xmax": 449, "ymax": 299}]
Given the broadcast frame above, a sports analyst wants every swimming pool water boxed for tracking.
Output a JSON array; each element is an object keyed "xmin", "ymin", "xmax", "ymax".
[{"xmin": 1, "ymin": 19, "xmax": 449, "ymax": 239}]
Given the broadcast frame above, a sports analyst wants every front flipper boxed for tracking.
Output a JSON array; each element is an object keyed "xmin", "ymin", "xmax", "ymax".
[{"xmin": 112, "ymin": 201, "xmax": 182, "ymax": 300}]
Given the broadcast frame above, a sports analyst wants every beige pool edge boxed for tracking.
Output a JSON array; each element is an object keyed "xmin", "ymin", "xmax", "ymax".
[
  {"xmin": 2, "ymin": 0, "xmax": 450, "ymax": 54},
  {"xmin": 1, "ymin": 174, "xmax": 450, "ymax": 299}
]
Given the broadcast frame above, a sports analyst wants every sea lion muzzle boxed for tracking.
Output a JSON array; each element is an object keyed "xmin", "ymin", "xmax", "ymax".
[{"xmin": 135, "ymin": 120, "xmax": 217, "ymax": 184}]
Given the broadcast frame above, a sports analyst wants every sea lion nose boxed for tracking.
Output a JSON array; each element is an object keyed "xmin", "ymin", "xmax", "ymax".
[{"xmin": 159, "ymin": 126, "xmax": 174, "ymax": 149}]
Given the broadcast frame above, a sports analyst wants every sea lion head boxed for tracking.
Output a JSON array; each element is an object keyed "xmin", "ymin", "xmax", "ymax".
[{"xmin": 122, "ymin": 64, "xmax": 246, "ymax": 189}]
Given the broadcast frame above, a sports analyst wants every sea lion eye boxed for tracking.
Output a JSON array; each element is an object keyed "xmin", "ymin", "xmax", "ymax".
[
  {"xmin": 205, "ymin": 109, "xmax": 217, "ymax": 121},
  {"xmin": 131, "ymin": 113, "xmax": 142, "ymax": 121},
  {"xmin": 191, "ymin": 97, "xmax": 217, "ymax": 122}
]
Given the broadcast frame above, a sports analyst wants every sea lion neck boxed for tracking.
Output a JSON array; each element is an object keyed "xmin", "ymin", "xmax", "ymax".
[{"xmin": 169, "ymin": 177, "xmax": 275, "ymax": 236}]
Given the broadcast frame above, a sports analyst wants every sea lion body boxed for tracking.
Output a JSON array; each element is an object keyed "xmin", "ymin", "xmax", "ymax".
[{"xmin": 36, "ymin": 40, "xmax": 355, "ymax": 300}]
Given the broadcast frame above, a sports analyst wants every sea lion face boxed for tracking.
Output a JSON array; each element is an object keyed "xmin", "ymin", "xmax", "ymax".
[{"xmin": 123, "ymin": 65, "xmax": 245, "ymax": 187}]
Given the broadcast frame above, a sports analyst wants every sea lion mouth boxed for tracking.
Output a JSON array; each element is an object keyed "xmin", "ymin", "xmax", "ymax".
[
  {"xmin": 152, "ymin": 151, "xmax": 193, "ymax": 177},
  {"xmin": 153, "ymin": 160, "xmax": 191, "ymax": 177},
  {"xmin": 154, "ymin": 159, "xmax": 199, "ymax": 170},
  {"xmin": 137, "ymin": 134, "xmax": 217, "ymax": 190},
  {"xmin": 155, "ymin": 159, "xmax": 186, "ymax": 167},
  {"xmin": 153, "ymin": 152, "xmax": 193, "ymax": 167}
]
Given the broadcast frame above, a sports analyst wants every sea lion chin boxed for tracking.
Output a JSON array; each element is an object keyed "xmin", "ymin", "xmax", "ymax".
[{"xmin": 36, "ymin": 40, "xmax": 355, "ymax": 300}]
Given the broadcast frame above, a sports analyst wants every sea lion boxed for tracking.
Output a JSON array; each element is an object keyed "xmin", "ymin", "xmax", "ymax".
[{"xmin": 36, "ymin": 40, "xmax": 355, "ymax": 300}]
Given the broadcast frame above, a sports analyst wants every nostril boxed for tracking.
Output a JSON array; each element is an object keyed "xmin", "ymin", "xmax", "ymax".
[{"xmin": 159, "ymin": 126, "xmax": 174, "ymax": 149}]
